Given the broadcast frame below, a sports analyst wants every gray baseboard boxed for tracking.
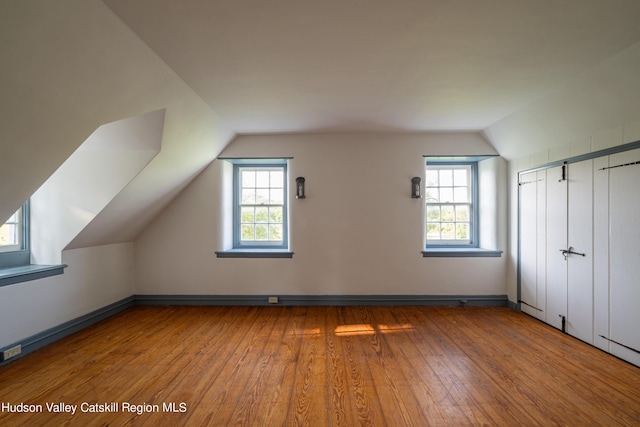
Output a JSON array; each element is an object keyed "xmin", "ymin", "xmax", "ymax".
[
  {"xmin": 0, "ymin": 296, "xmax": 134, "ymax": 365},
  {"xmin": 134, "ymin": 294, "xmax": 510, "ymax": 307}
]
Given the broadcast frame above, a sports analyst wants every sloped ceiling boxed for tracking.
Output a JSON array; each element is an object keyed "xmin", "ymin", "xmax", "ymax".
[
  {"xmin": 0, "ymin": 1, "xmax": 234, "ymax": 238},
  {"xmin": 104, "ymin": 0, "xmax": 640, "ymax": 159},
  {"xmin": 484, "ymin": 41, "xmax": 640, "ymax": 158},
  {"xmin": 3, "ymin": 0, "xmax": 640, "ymax": 249}
]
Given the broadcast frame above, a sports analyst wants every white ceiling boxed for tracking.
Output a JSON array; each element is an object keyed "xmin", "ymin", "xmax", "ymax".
[
  {"xmin": 0, "ymin": 1, "xmax": 234, "ymax": 234},
  {"xmin": 104, "ymin": 0, "xmax": 640, "ymax": 158}
]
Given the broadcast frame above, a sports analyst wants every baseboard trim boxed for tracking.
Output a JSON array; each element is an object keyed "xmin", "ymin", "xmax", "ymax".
[
  {"xmin": 506, "ymin": 299, "xmax": 518, "ymax": 310},
  {"xmin": 0, "ymin": 296, "xmax": 134, "ymax": 365},
  {"xmin": 134, "ymin": 294, "xmax": 510, "ymax": 307}
]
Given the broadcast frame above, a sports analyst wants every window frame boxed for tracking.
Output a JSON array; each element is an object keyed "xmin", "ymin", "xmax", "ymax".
[
  {"xmin": 425, "ymin": 160, "xmax": 479, "ymax": 249},
  {"xmin": 1, "ymin": 199, "xmax": 68, "ymax": 286},
  {"xmin": 0, "ymin": 201, "xmax": 30, "ymax": 268},
  {"xmin": 232, "ymin": 162, "xmax": 289, "ymax": 250}
]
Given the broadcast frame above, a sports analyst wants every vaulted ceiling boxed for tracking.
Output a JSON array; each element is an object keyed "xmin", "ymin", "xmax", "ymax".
[{"xmin": 105, "ymin": 0, "xmax": 640, "ymax": 158}]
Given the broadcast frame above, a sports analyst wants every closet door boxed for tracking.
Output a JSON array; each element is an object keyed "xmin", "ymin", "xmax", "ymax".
[
  {"xmin": 545, "ymin": 165, "xmax": 568, "ymax": 331},
  {"xmin": 608, "ymin": 149, "xmax": 640, "ymax": 366},
  {"xmin": 566, "ymin": 160, "xmax": 593, "ymax": 344},
  {"xmin": 535, "ymin": 170, "xmax": 548, "ymax": 323},
  {"xmin": 519, "ymin": 150, "xmax": 639, "ymax": 367},
  {"xmin": 593, "ymin": 156, "xmax": 610, "ymax": 353},
  {"xmin": 519, "ymin": 170, "xmax": 545, "ymax": 319}
]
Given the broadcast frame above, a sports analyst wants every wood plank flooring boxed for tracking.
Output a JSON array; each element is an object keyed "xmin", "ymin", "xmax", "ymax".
[{"xmin": 0, "ymin": 305, "xmax": 639, "ymax": 426}]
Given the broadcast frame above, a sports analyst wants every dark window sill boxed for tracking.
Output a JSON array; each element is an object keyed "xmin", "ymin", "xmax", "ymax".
[
  {"xmin": 215, "ymin": 250, "xmax": 294, "ymax": 259},
  {"xmin": 422, "ymin": 248, "xmax": 503, "ymax": 258},
  {"xmin": 0, "ymin": 264, "xmax": 68, "ymax": 287}
]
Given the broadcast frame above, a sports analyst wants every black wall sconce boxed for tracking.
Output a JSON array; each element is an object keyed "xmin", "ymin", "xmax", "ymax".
[
  {"xmin": 296, "ymin": 177, "xmax": 306, "ymax": 199},
  {"xmin": 411, "ymin": 177, "xmax": 422, "ymax": 198}
]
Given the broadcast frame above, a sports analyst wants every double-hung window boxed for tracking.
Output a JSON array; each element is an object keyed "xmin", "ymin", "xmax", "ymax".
[
  {"xmin": 425, "ymin": 162, "xmax": 477, "ymax": 247},
  {"xmin": 0, "ymin": 202, "xmax": 30, "ymax": 268},
  {"xmin": 1, "ymin": 200, "xmax": 67, "ymax": 286},
  {"xmin": 234, "ymin": 163, "xmax": 288, "ymax": 250},
  {"xmin": 0, "ymin": 207, "xmax": 25, "ymax": 253}
]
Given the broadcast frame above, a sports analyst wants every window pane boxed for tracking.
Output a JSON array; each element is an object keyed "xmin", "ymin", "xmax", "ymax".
[
  {"xmin": 453, "ymin": 169, "xmax": 467, "ymax": 186},
  {"xmin": 256, "ymin": 171, "xmax": 270, "ymax": 187},
  {"xmin": 270, "ymin": 171, "xmax": 284, "ymax": 188},
  {"xmin": 255, "ymin": 207, "xmax": 269, "ymax": 223},
  {"xmin": 426, "ymin": 205, "xmax": 440, "ymax": 221},
  {"xmin": 242, "ymin": 189, "xmax": 256, "ymax": 204},
  {"xmin": 241, "ymin": 171, "xmax": 255, "ymax": 188},
  {"xmin": 255, "ymin": 224, "xmax": 268, "ymax": 240},
  {"xmin": 426, "ymin": 223, "xmax": 440, "ymax": 239},
  {"xmin": 456, "ymin": 223, "xmax": 469, "ymax": 240},
  {"xmin": 454, "ymin": 187, "xmax": 468, "ymax": 202},
  {"xmin": 241, "ymin": 225, "xmax": 254, "ymax": 240},
  {"xmin": 0, "ymin": 207, "xmax": 22, "ymax": 250},
  {"xmin": 269, "ymin": 207, "xmax": 283, "ymax": 223},
  {"xmin": 269, "ymin": 224, "xmax": 283, "ymax": 240},
  {"xmin": 256, "ymin": 189, "xmax": 269, "ymax": 204},
  {"xmin": 456, "ymin": 206, "xmax": 469, "ymax": 221},
  {"xmin": 439, "ymin": 170, "xmax": 453, "ymax": 186},
  {"xmin": 441, "ymin": 205, "xmax": 454, "ymax": 221},
  {"xmin": 270, "ymin": 188, "xmax": 284, "ymax": 205},
  {"xmin": 241, "ymin": 207, "xmax": 255, "ymax": 223},
  {"xmin": 439, "ymin": 188, "xmax": 453, "ymax": 202},
  {"xmin": 441, "ymin": 223, "xmax": 455, "ymax": 240},
  {"xmin": 426, "ymin": 170, "xmax": 439, "ymax": 186},
  {"xmin": 0, "ymin": 224, "xmax": 17, "ymax": 246},
  {"xmin": 425, "ymin": 188, "xmax": 438, "ymax": 202}
]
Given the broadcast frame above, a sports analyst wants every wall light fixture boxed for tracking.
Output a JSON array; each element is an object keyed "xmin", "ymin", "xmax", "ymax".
[
  {"xmin": 411, "ymin": 177, "xmax": 421, "ymax": 198},
  {"xmin": 296, "ymin": 177, "xmax": 306, "ymax": 199}
]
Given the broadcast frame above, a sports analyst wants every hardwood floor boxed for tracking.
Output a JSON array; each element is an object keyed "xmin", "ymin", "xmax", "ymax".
[{"xmin": 0, "ymin": 305, "xmax": 639, "ymax": 426}]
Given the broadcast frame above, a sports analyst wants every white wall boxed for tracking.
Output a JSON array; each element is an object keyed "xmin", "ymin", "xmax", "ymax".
[
  {"xmin": 479, "ymin": 156, "xmax": 507, "ymax": 250},
  {"xmin": 0, "ymin": 243, "xmax": 134, "ymax": 347},
  {"xmin": 135, "ymin": 132, "xmax": 507, "ymax": 297}
]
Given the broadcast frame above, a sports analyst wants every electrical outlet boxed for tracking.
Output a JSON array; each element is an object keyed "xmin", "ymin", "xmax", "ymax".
[
  {"xmin": 268, "ymin": 296, "xmax": 279, "ymax": 304},
  {"xmin": 3, "ymin": 345, "xmax": 21, "ymax": 361}
]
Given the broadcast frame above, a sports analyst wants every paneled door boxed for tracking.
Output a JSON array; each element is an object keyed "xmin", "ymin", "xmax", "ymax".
[
  {"xmin": 520, "ymin": 149, "xmax": 640, "ymax": 366},
  {"xmin": 607, "ymin": 149, "xmax": 640, "ymax": 366},
  {"xmin": 565, "ymin": 160, "xmax": 593, "ymax": 344},
  {"xmin": 544, "ymin": 165, "xmax": 568, "ymax": 332},
  {"xmin": 519, "ymin": 170, "xmax": 545, "ymax": 320},
  {"xmin": 520, "ymin": 161, "xmax": 594, "ymax": 342}
]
